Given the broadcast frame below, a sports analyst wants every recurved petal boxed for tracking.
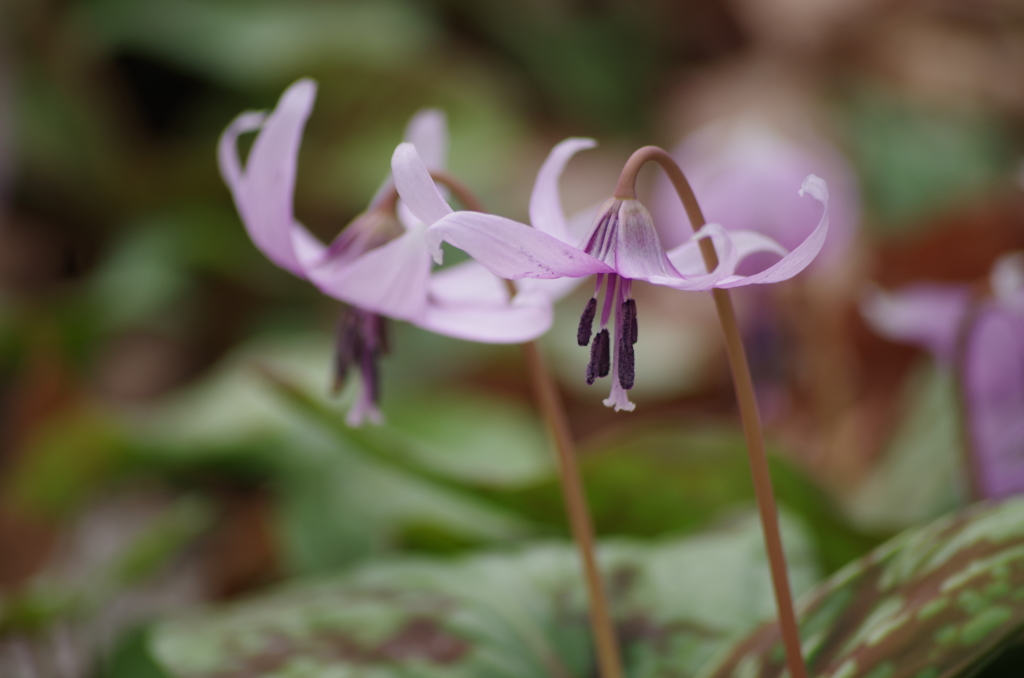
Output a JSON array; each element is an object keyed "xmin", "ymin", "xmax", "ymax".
[
  {"xmin": 529, "ymin": 138, "xmax": 597, "ymax": 244},
  {"xmin": 236, "ymin": 79, "xmax": 318, "ymax": 277},
  {"xmin": 425, "ymin": 211, "xmax": 614, "ymax": 278},
  {"xmin": 369, "ymin": 108, "xmax": 450, "ymax": 209},
  {"xmin": 860, "ymin": 283, "xmax": 973, "ymax": 364},
  {"xmin": 392, "ymin": 142, "xmax": 453, "ymax": 226},
  {"xmin": 405, "ymin": 109, "xmax": 448, "ymax": 171},
  {"xmin": 218, "ymin": 110, "xmax": 265, "ymax": 196},
  {"xmin": 307, "ymin": 225, "xmax": 431, "ymax": 321},
  {"xmin": 717, "ymin": 174, "xmax": 829, "ymax": 288},
  {"xmin": 417, "ymin": 293, "xmax": 553, "ymax": 344},
  {"xmin": 641, "ymin": 224, "xmax": 739, "ymax": 291}
]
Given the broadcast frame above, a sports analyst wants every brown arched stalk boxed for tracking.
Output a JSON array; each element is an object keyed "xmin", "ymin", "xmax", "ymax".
[{"xmin": 615, "ymin": 146, "xmax": 808, "ymax": 678}]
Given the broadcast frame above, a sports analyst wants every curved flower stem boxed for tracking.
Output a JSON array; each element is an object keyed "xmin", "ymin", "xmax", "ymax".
[
  {"xmin": 424, "ymin": 175, "xmax": 624, "ymax": 678},
  {"xmin": 617, "ymin": 146, "xmax": 808, "ymax": 678}
]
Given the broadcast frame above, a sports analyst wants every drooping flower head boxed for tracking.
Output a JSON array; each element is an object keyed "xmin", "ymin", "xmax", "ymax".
[
  {"xmin": 862, "ymin": 253, "xmax": 1024, "ymax": 498},
  {"xmin": 651, "ymin": 119, "xmax": 858, "ymax": 268},
  {"xmin": 218, "ymin": 79, "xmax": 553, "ymax": 424},
  {"xmin": 393, "ymin": 140, "xmax": 829, "ymax": 411}
]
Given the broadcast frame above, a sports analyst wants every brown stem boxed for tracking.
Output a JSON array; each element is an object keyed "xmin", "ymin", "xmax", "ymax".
[
  {"xmin": 616, "ymin": 147, "xmax": 808, "ymax": 678},
  {"xmin": 522, "ymin": 341, "xmax": 624, "ymax": 678},
  {"xmin": 412, "ymin": 172, "xmax": 624, "ymax": 678}
]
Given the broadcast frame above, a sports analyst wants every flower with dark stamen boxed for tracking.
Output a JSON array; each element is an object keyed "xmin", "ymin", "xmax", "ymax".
[
  {"xmin": 219, "ymin": 79, "xmax": 554, "ymax": 424},
  {"xmin": 394, "ymin": 138, "xmax": 829, "ymax": 411}
]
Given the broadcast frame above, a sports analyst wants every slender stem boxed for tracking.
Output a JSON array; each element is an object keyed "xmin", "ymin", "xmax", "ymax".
[
  {"xmin": 417, "ymin": 174, "xmax": 624, "ymax": 678},
  {"xmin": 616, "ymin": 146, "xmax": 808, "ymax": 678},
  {"xmin": 521, "ymin": 341, "xmax": 624, "ymax": 678}
]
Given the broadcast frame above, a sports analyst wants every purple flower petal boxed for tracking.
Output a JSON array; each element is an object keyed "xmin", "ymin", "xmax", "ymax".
[
  {"xmin": 860, "ymin": 282, "xmax": 973, "ymax": 364},
  {"xmin": 425, "ymin": 211, "xmax": 614, "ymax": 279},
  {"xmin": 717, "ymin": 175, "xmax": 829, "ymax": 288},
  {"xmin": 391, "ymin": 142, "xmax": 453, "ymax": 226},
  {"xmin": 515, "ymin": 276, "xmax": 585, "ymax": 303},
  {"xmin": 307, "ymin": 225, "xmax": 431, "ymax": 321},
  {"xmin": 428, "ymin": 260, "xmax": 509, "ymax": 306},
  {"xmin": 642, "ymin": 224, "xmax": 739, "ymax": 291},
  {"xmin": 668, "ymin": 228, "xmax": 788, "ymax": 276},
  {"xmin": 227, "ymin": 79, "xmax": 318, "ymax": 277},
  {"xmin": 370, "ymin": 109, "xmax": 449, "ymax": 210},
  {"xmin": 610, "ymin": 200, "xmax": 677, "ymax": 280},
  {"xmin": 218, "ymin": 111, "xmax": 265, "ymax": 198},
  {"xmin": 529, "ymin": 138, "xmax": 597, "ymax": 244},
  {"xmin": 963, "ymin": 304, "xmax": 1024, "ymax": 498},
  {"xmin": 419, "ymin": 293, "xmax": 553, "ymax": 343}
]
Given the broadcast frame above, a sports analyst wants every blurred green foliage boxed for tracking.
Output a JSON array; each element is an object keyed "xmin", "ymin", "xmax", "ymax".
[{"xmin": 145, "ymin": 512, "xmax": 818, "ymax": 678}]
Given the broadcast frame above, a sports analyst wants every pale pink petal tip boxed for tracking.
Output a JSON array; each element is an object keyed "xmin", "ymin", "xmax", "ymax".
[{"xmin": 799, "ymin": 174, "xmax": 828, "ymax": 202}]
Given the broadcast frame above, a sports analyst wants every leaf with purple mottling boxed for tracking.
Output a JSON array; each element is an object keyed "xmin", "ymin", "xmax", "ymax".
[{"xmin": 698, "ymin": 498, "xmax": 1024, "ymax": 678}]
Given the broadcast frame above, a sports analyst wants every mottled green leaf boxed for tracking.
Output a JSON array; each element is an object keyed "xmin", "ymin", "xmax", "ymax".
[
  {"xmin": 699, "ymin": 498, "xmax": 1024, "ymax": 678},
  {"xmin": 149, "ymin": 513, "xmax": 819, "ymax": 677}
]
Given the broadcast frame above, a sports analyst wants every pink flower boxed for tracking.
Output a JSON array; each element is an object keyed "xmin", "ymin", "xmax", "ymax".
[
  {"xmin": 218, "ymin": 79, "xmax": 552, "ymax": 425},
  {"xmin": 862, "ymin": 253, "xmax": 1024, "ymax": 498},
  {"xmin": 393, "ymin": 140, "xmax": 830, "ymax": 411}
]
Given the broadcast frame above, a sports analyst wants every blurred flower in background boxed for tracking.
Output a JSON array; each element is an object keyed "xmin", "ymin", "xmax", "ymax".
[{"xmin": 863, "ymin": 253, "xmax": 1024, "ymax": 500}]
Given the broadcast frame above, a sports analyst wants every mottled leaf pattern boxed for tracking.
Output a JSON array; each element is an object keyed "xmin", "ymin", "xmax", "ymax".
[
  {"xmin": 150, "ymin": 513, "xmax": 818, "ymax": 677},
  {"xmin": 699, "ymin": 497, "xmax": 1024, "ymax": 678}
]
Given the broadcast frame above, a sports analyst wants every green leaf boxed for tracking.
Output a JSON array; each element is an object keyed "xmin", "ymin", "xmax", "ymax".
[
  {"xmin": 698, "ymin": 497, "xmax": 1024, "ymax": 678},
  {"xmin": 845, "ymin": 365, "xmax": 966, "ymax": 533},
  {"xmin": 80, "ymin": 0, "xmax": 441, "ymax": 87},
  {"xmin": 130, "ymin": 335, "xmax": 536, "ymax": 571},
  {"xmin": 149, "ymin": 512, "xmax": 819, "ymax": 677},
  {"xmin": 101, "ymin": 625, "xmax": 173, "ymax": 678},
  {"xmin": 846, "ymin": 89, "xmax": 1012, "ymax": 232},
  {"xmin": 502, "ymin": 424, "xmax": 881, "ymax": 573}
]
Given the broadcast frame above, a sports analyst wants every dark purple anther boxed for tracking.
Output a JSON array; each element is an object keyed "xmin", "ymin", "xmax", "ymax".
[
  {"xmin": 578, "ymin": 297, "xmax": 598, "ymax": 346},
  {"xmin": 619, "ymin": 302, "xmax": 635, "ymax": 389},
  {"xmin": 332, "ymin": 306, "xmax": 388, "ymax": 401},
  {"xmin": 587, "ymin": 329, "xmax": 610, "ymax": 384},
  {"xmin": 625, "ymin": 298, "xmax": 638, "ymax": 344}
]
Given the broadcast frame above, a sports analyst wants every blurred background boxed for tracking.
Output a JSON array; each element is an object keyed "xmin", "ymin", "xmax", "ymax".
[{"xmin": 2, "ymin": 0, "xmax": 1024, "ymax": 674}]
